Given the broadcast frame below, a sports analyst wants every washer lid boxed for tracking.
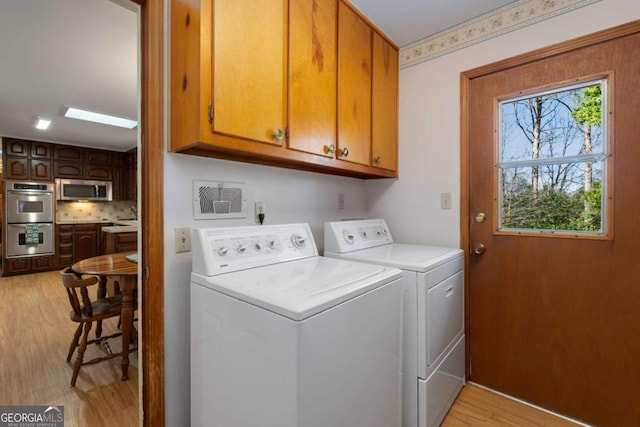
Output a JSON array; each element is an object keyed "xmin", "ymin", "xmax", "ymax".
[
  {"xmin": 191, "ymin": 256, "xmax": 402, "ymax": 321},
  {"xmin": 325, "ymin": 243, "xmax": 463, "ymax": 273}
]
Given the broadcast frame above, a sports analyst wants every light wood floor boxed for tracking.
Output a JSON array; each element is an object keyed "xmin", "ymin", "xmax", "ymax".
[
  {"xmin": 0, "ymin": 270, "xmax": 138, "ymax": 427},
  {"xmin": 442, "ymin": 383, "xmax": 583, "ymax": 427}
]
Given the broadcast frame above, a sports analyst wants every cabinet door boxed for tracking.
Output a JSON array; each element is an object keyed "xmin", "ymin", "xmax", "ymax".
[
  {"xmin": 32, "ymin": 255, "xmax": 54, "ymax": 271},
  {"xmin": 4, "ymin": 157, "xmax": 29, "ymax": 180},
  {"xmin": 337, "ymin": 2, "xmax": 372, "ymax": 166},
  {"xmin": 31, "ymin": 142, "xmax": 52, "ymax": 159},
  {"xmin": 85, "ymin": 164, "xmax": 112, "ymax": 180},
  {"xmin": 54, "ymin": 161, "xmax": 83, "ymax": 179},
  {"xmin": 85, "ymin": 149, "xmax": 112, "ymax": 164},
  {"xmin": 212, "ymin": 0, "xmax": 286, "ymax": 144},
  {"xmin": 54, "ymin": 145, "xmax": 84, "ymax": 161},
  {"xmin": 4, "ymin": 139, "xmax": 29, "ymax": 157},
  {"xmin": 30, "ymin": 159, "xmax": 52, "ymax": 181},
  {"xmin": 288, "ymin": 0, "xmax": 337, "ymax": 157},
  {"xmin": 372, "ymin": 33, "xmax": 398, "ymax": 171},
  {"xmin": 73, "ymin": 228, "xmax": 98, "ymax": 262},
  {"xmin": 6, "ymin": 258, "xmax": 31, "ymax": 274}
]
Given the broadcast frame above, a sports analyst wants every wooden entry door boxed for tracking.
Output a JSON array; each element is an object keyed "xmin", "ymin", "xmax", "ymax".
[{"xmin": 463, "ymin": 23, "xmax": 640, "ymax": 427}]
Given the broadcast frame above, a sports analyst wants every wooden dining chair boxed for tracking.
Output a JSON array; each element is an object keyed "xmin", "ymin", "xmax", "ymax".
[{"xmin": 61, "ymin": 267, "xmax": 125, "ymax": 386}]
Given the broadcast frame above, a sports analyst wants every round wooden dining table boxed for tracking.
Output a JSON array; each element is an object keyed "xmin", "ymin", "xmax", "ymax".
[{"xmin": 72, "ymin": 251, "xmax": 138, "ymax": 380}]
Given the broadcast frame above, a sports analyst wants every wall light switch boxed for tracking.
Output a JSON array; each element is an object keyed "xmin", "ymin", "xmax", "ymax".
[
  {"xmin": 175, "ymin": 227, "xmax": 192, "ymax": 253},
  {"xmin": 440, "ymin": 193, "xmax": 452, "ymax": 210}
]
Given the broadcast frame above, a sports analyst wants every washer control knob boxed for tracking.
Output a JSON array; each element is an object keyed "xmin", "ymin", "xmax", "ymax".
[
  {"xmin": 343, "ymin": 232, "xmax": 355, "ymax": 244},
  {"xmin": 217, "ymin": 247, "xmax": 229, "ymax": 256},
  {"xmin": 254, "ymin": 243, "xmax": 262, "ymax": 251},
  {"xmin": 268, "ymin": 240, "xmax": 278, "ymax": 249},
  {"xmin": 237, "ymin": 245, "xmax": 247, "ymax": 254},
  {"xmin": 291, "ymin": 234, "xmax": 306, "ymax": 249}
]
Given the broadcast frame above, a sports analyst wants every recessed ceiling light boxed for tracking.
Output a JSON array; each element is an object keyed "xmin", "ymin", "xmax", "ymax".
[
  {"xmin": 35, "ymin": 118, "xmax": 52, "ymax": 130},
  {"xmin": 64, "ymin": 107, "xmax": 137, "ymax": 129}
]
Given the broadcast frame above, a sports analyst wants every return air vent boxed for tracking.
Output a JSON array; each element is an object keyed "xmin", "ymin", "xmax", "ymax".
[{"xmin": 193, "ymin": 180, "xmax": 246, "ymax": 219}]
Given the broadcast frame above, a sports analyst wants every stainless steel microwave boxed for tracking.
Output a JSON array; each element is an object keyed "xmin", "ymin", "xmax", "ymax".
[{"xmin": 56, "ymin": 179, "xmax": 113, "ymax": 201}]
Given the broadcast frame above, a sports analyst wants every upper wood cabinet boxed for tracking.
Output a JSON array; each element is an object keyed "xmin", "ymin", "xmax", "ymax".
[
  {"xmin": 288, "ymin": 0, "xmax": 337, "ymax": 158},
  {"xmin": 2, "ymin": 138, "xmax": 52, "ymax": 182},
  {"xmin": 372, "ymin": 33, "xmax": 398, "ymax": 172},
  {"xmin": 53, "ymin": 145, "xmax": 113, "ymax": 180},
  {"xmin": 337, "ymin": 2, "xmax": 372, "ymax": 167},
  {"xmin": 170, "ymin": 0, "xmax": 398, "ymax": 179},
  {"xmin": 212, "ymin": 0, "xmax": 286, "ymax": 145}
]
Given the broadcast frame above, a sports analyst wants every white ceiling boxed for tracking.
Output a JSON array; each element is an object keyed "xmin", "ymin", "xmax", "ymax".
[
  {"xmin": 0, "ymin": 0, "xmax": 138, "ymax": 152},
  {"xmin": 0, "ymin": 0, "xmax": 517, "ymax": 153},
  {"xmin": 351, "ymin": 0, "xmax": 518, "ymax": 47}
]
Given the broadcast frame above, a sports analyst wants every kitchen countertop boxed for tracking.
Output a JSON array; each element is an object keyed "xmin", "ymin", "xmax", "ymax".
[
  {"xmin": 102, "ymin": 225, "xmax": 138, "ymax": 233},
  {"xmin": 56, "ymin": 219, "xmax": 138, "ymax": 226},
  {"xmin": 57, "ymin": 219, "xmax": 112, "ymax": 225}
]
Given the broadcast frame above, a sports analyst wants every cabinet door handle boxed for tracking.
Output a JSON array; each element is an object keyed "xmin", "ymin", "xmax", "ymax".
[
  {"xmin": 273, "ymin": 128, "xmax": 284, "ymax": 141},
  {"xmin": 324, "ymin": 144, "xmax": 336, "ymax": 155},
  {"xmin": 374, "ymin": 156, "xmax": 382, "ymax": 165},
  {"xmin": 339, "ymin": 147, "xmax": 349, "ymax": 158}
]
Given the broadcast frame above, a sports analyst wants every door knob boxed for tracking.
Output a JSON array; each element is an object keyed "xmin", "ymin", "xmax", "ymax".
[
  {"xmin": 475, "ymin": 212, "xmax": 486, "ymax": 223},
  {"xmin": 474, "ymin": 244, "xmax": 486, "ymax": 255}
]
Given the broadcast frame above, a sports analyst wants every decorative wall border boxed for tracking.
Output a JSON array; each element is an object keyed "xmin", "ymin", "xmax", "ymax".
[{"xmin": 399, "ymin": 0, "xmax": 601, "ymax": 69}]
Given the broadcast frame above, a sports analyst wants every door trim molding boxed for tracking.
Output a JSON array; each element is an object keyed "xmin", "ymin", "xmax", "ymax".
[
  {"xmin": 132, "ymin": 0, "xmax": 165, "ymax": 425},
  {"xmin": 459, "ymin": 19, "xmax": 640, "ymax": 380}
]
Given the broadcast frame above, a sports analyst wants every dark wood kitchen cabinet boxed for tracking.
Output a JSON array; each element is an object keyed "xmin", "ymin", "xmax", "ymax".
[
  {"xmin": 73, "ymin": 224, "xmax": 98, "ymax": 261},
  {"xmin": 56, "ymin": 223, "xmax": 100, "ymax": 269},
  {"xmin": 5, "ymin": 255, "xmax": 54, "ymax": 275},
  {"xmin": 53, "ymin": 145, "xmax": 113, "ymax": 180},
  {"xmin": 53, "ymin": 144, "xmax": 83, "ymax": 179},
  {"xmin": 102, "ymin": 231, "xmax": 137, "ymax": 254},
  {"xmin": 2, "ymin": 138, "xmax": 52, "ymax": 181},
  {"xmin": 56, "ymin": 225, "xmax": 74, "ymax": 268},
  {"xmin": 113, "ymin": 149, "xmax": 137, "ymax": 201},
  {"xmin": 85, "ymin": 148, "xmax": 113, "ymax": 180}
]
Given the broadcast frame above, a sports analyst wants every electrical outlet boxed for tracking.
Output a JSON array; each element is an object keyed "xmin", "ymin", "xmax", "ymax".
[
  {"xmin": 255, "ymin": 202, "xmax": 266, "ymax": 224},
  {"xmin": 440, "ymin": 192, "xmax": 452, "ymax": 210},
  {"xmin": 338, "ymin": 193, "xmax": 345, "ymax": 210},
  {"xmin": 175, "ymin": 227, "xmax": 191, "ymax": 253}
]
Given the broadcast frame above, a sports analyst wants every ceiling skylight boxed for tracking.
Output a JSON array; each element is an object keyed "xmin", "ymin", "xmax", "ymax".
[{"xmin": 64, "ymin": 107, "xmax": 137, "ymax": 129}]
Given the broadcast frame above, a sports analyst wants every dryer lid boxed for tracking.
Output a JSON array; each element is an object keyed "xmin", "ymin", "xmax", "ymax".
[
  {"xmin": 191, "ymin": 256, "xmax": 402, "ymax": 321},
  {"xmin": 326, "ymin": 243, "xmax": 463, "ymax": 273}
]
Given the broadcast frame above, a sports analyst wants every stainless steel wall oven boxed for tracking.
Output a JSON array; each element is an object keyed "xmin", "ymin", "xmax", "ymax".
[{"xmin": 5, "ymin": 181, "xmax": 55, "ymax": 258}]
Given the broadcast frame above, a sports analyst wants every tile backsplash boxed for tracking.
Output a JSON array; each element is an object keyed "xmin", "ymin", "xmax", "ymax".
[{"xmin": 56, "ymin": 200, "xmax": 137, "ymax": 222}]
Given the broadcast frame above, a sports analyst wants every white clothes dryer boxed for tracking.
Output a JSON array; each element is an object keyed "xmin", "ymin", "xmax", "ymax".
[
  {"xmin": 324, "ymin": 219, "xmax": 465, "ymax": 427},
  {"xmin": 190, "ymin": 223, "xmax": 403, "ymax": 427}
]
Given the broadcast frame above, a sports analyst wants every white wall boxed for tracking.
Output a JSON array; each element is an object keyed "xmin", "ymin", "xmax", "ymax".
[
  {"xmin": 163, "ymin": 153, "xmax": 367, "ymax": 425},
  {"xmin": 366, "ymin": 0, "xmax": 640, "ymax": 248},
  {"xmin": 163, "ymin": 1, "xmax": 639, "ymax": 423}
]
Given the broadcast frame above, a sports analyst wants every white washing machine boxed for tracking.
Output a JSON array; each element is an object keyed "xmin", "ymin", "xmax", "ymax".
[
  {"xmin": 190, "ymin": 223, "xmax": 404, "ymax": 427},
  {"xmin": 324, "ymin": 219, "xmax": 465, "ymax": 427}
]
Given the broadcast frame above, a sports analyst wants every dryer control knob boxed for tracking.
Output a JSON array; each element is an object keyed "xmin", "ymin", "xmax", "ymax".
[
  {"xmin": 291, "ymin": 235, "xmax": 306, "ymax": 249},
  {"xmin": 217, "ymin": 247, "xmax": 229, "ymax": 256},
  {"xmin": 237, "ymin": 245, "xmax": 247, "ymax": 254},
  {"xmin": 343, "ymin": 232, "xmax": 355, "ymax": 244}
]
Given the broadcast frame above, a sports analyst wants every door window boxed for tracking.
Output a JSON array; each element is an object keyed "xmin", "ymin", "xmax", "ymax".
[{"xmin": 497, "ymin": 80, "xmax": 608, "ymax": 236}]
